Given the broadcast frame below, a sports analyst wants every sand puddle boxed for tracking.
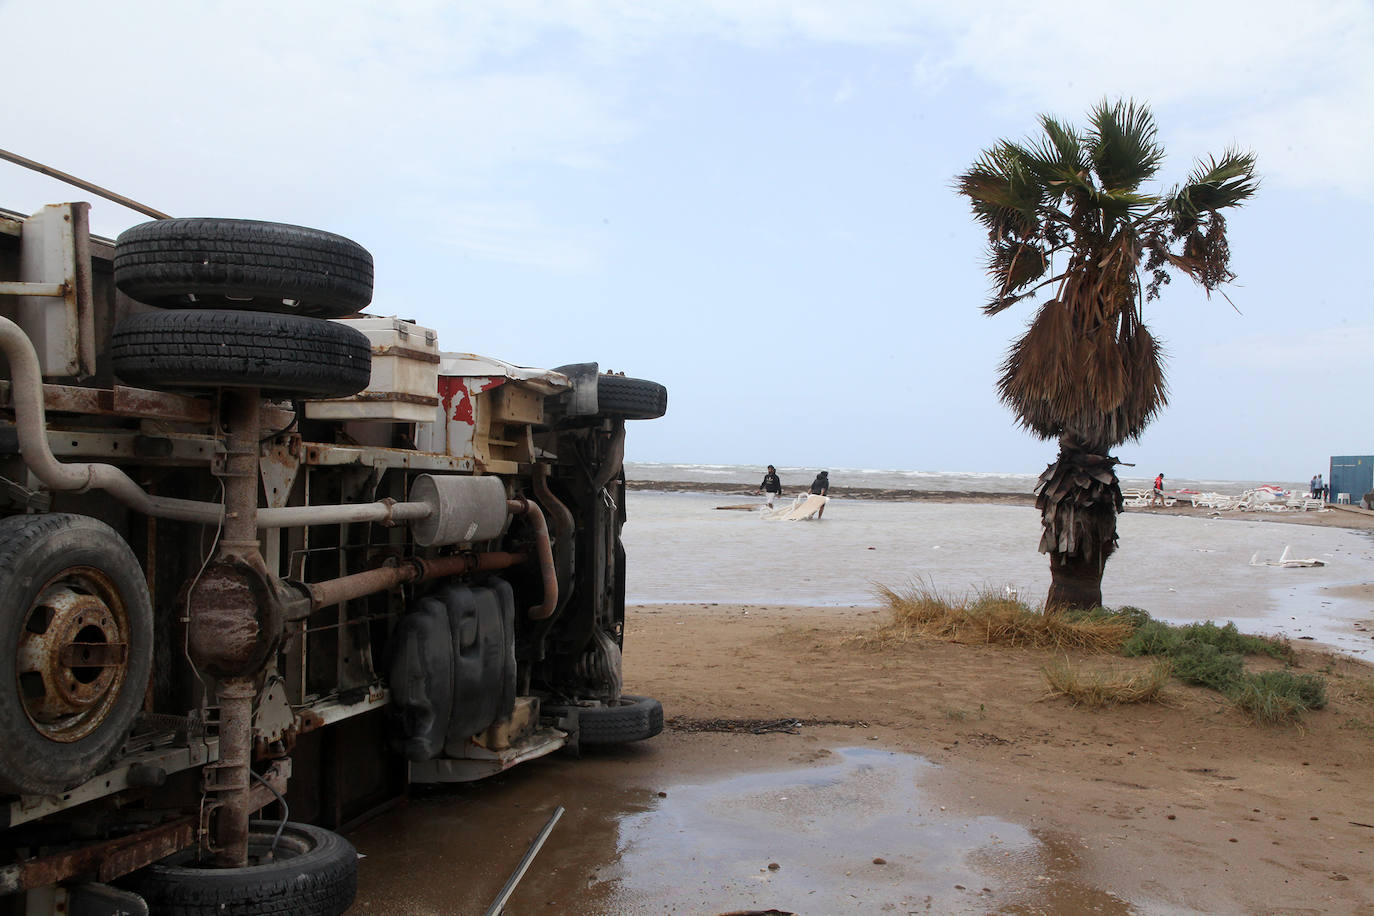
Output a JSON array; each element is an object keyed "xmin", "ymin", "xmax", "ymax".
[
  {"xmin": 593, "ymin": 745, "xmax": 1139, "ymax": 914},
  {"xmin": 352, "ymin": 744, "xmax": 1158, "ymax": 914}
]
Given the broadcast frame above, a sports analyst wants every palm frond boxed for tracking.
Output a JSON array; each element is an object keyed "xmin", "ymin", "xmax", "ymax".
[
  {"xmin": 1086, "ymin": 99, "xmax": 1164, "ymax": 191},
  {"xmin": 988, "ymin": 240, "xmax": 1050, "ymax": 294},
  {"xmin": 1023, "ymin": 115, "xmax": 1091, "ymax": 198},
  {"xmin": 1170, "ymin": 149, "xmax": 1259, "ymax": 222},
  {"xmin": 1086, "ymin": 186, "xmax": 1158, "ymax": 226},
  {"xmin": 955, "ymin": 143, "xmax": 1045, "ymax": 240}
]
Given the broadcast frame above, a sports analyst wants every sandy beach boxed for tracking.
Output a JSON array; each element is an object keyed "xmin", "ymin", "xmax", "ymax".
[{"xmin": 616, "ymin": 601, "xmax": 1374, "ymax": 913}]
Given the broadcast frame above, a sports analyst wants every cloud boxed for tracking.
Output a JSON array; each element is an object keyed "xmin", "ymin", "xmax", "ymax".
[
  {"xmin": 4, "ymin": 0, "xmax": 1370, "ymax": 248},
  {"xmin": 1, "ymin": 1, "xmax": 633, "ymax": 225}
]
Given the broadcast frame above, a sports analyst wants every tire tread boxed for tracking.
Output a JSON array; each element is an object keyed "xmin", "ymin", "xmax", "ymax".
[
  {"xmin": 596, "ymin": 376, "xmax": 667, "ymax": 420},
  {"xmin": 114, "ymin": 218, "xmax": 373, "ymax": 317},
  {"xmin": 110, "ymin": 310, "xmax": 372, "ymax": 399}
]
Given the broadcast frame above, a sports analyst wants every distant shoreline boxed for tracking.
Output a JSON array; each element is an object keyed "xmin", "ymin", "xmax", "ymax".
[
  {"xmin": 624, "ymin": 479, "xmax": 1374, "ymax": 531},
  {"xmin": 624, "ymin": 479, "xmax": 1036, "ymax": 505}
]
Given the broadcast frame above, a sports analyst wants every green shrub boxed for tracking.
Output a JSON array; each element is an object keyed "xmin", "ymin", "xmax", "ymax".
[
  {"xmin": 1175, "ymin": 621, "xmax": 1290, "ymax": 660},
  {"xmin": 1122, "ymin": 620, "xmax": 1182, "ymax": 657},
  {"xmin": 1169, "ymin": 639, "xmax": 1245, "ymax": 692},
  {"xmin": 1122, "ymin": 619, "xmax": 1290, "ymax": 662},
  {"xmin": 1230, "ymin": 670, "xmax": 1328, "ymax": 723}
]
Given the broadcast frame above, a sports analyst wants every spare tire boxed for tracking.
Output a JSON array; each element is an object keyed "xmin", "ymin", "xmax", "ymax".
[
  {"xmin": 114, "ymin": 218, "xmax": 373, "ymax": 318},
  {"xmin": 111, "ymin": 310, "xmax": 372, "ymax": 400},
  {"xmin": 596, "ymin": 376, "xmax": 667, "ymax": 420},
  {"xmin": 548, "ymin": 694, "xmax": 663, "ymax": 746},
  {"xmin": 122, "ymin": 821, "xmax": 356, "ymax": 916}
]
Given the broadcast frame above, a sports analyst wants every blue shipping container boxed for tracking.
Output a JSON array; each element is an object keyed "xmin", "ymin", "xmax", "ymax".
[{"xmin": 1329, "ymin": 455, "xmax": 1374, "ymax": 504}]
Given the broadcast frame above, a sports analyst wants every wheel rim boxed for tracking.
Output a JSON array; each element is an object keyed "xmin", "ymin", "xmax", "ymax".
[
  {"xmin": 163, "ymin": 828, "xmax": 315, "ymax": 870},
  {"xmin": 15, "ymin": 567, "xmax": 132, "ymax": 743}
]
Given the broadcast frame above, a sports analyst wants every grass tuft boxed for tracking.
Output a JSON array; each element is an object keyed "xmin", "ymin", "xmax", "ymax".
[
  {"xmin": 1168, "ymin": 639, "xmax": 1247, "ymax": 691},
  {"xmin": 872, "ymin": 583, "xmax": 1135, "ymax": 652},
  {"xmin": 1229, "ymin": 670, "xmax": 1327, "ymax": 724},
  {"xmin": 1043, "ymin": 659, "xmax": 1172, "ymax": 707}
]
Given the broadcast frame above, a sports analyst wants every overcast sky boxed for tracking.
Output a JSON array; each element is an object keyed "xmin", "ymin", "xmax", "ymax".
[{"xmin": 3, "ymin": 1, "xmax": 1369, "ymax": 482}]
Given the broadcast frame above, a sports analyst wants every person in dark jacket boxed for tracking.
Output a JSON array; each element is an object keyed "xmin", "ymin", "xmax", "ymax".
[
  {"xmin": 758, "ymin": 465, "xmax": 782, "ymax": 507},
  {"xmin": 810, "ymin": 470, "xmax": 830, "ymax": 518}
]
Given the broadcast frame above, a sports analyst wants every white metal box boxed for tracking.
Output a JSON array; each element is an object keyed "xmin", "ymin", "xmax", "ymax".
[{"xmin": 305, "ymin": 317, "xmax": 440, "ymax": 422}]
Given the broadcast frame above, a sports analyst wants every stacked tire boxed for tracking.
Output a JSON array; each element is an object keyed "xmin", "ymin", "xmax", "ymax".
[{"xmin": 111, "ymin": 218, "xmax": 375, "ymax": 400}]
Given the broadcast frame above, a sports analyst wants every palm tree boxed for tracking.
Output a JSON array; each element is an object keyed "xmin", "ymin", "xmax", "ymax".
[{"xmin": 955, "ymin": 100, "xmax": 1258, "ymax": 609}]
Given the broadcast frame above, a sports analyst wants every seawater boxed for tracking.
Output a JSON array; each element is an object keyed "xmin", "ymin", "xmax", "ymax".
[
  {"xmin": 624, "ymin": 461, "xmax": 1305, "ymax": 495},
  {"xmin": 620, "ymin": 491, "xmax": 1374, "ymax": 657}
]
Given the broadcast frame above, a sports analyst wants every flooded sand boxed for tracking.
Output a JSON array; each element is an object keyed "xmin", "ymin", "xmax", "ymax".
[
  {"xmin": 349, "ymin": 739, "xmax": 1146, "ymax": 915},
  {"xmin": 622, "ymin": 492, "xmax": 1374, "ymax": 656}
]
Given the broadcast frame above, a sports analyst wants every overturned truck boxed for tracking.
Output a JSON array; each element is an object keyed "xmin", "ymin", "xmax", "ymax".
[{"xmin": 0, "ymin": 201, "xmax": 666, "ymax": 915}]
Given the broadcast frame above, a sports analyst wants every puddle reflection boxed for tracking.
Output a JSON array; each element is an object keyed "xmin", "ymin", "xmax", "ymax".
[{"xmin": 351, "ymin": 744, "xmax": 1141, "ymax": 914}]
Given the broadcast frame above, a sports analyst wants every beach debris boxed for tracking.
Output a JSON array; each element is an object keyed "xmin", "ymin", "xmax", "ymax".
[
  {"xmin": 761, "ymin": 494, "xmax": 828, "ymax": 521},
  {"xmin": 1249, "ymin": 545, "xmax": 1326, "ymax": 568},
  {"xmin": 482, "ymin": 805, "xmax": 565, "ymax": 916}
]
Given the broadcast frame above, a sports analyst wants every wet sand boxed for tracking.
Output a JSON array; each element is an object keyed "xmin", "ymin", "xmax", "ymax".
[{"xmin": 351, "ymin": 602, "xmax": 1374, "ymax": 914}]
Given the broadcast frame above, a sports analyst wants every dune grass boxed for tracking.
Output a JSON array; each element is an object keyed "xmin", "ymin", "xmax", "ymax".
[
  {"xmin": 1228, "ymin": 670, "xmax": 1327, "ymax": 724},
  {"xmin": 1043, "ymin": 659, "xmax": 1172, "ymax": 707},
  {"xmin": 872, "ymin": 581, "xmax": 1327, "ymax": 723},
  {"xmin": 872, "ymin": 582, "xmax": 1136, "ymax": 652}
]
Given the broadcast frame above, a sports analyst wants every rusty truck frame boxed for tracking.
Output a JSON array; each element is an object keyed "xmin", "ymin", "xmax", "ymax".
[{"xmin": 0, "ymin": 197, "xmax": 666, "ymax": 915}]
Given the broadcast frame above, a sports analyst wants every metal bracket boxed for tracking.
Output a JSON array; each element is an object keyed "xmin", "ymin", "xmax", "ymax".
[{"xmin": 0, "ymin": 203, "xmax": 95, "ymax": 377}]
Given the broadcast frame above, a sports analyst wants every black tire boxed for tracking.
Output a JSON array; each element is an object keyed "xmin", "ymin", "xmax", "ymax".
[
  {"xmin": 552, "ymin": 694, "xmax": 663, "ymax": 746},
  {"xmin": 124, "ymin": 821, "xmax": 356, "ymax": 916},
  {"xmin": 597, "ymin": 375, "xmax": 667, "ymax": 420},
  {"xmin": 111, "ymin": 310, "xmax": 372, "ymax": 400},
  {"xmin": 0, "ymin": 514, "xmax": 154, "ymax": 796},
  {"xmin": 114, "ymin": 218, "xmax": 373, "ymax": 318}
]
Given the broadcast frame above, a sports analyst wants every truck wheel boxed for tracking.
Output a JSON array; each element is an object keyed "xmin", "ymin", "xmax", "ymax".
[
  {"xmin": 124, "ymin": 821, "xmax": 356, "ymax": 916},
  {"xmin": 597, "ymin": 376, "xmax": 667, "ymax": 420},
  {"xmin": 114, "ymin": 218, "xmax": 373, "ymax": 318},
  {"xmin": 0, "ymin": 514, "xmax": 154, "ymax": 796},
  {"xmin": 550, "ymin": 694, "xmax": 663, "ymax": 745},
  {"xmin": 111, "ymin": 310, "xmax": 372, "ymax": 400}
]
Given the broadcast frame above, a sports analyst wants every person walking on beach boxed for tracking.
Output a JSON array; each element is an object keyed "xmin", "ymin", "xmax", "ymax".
[
  {"xmin": 1311, "ymin": 474, "xmax": 1322, "ymax": 499},
  {"xmin": 1152, "ymin": 472, "xmax": 1166, "ymax": 507},
  {"xmin": 810, "ymin": 470, "xmax": 830, "ymax": 518},
  {"xmin": 758, "ymin": 465, "xmax": 783, "ymax": 507}
]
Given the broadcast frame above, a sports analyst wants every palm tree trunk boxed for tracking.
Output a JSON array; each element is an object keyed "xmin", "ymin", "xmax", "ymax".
[{"xmin": 1035, "ymin": 437, "xmax": 1123, "ymax": 610}]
